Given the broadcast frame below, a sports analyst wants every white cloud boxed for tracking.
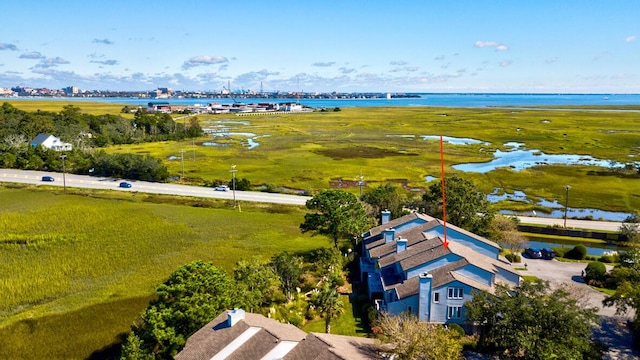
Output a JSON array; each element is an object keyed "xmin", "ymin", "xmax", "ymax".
[
  {"xmin": 434, "ymin": 55, "xmax": 445, "ymax": 60},
  {"xmin": 339, "ymin": 67, "xmax": 356, "ymax": 74},
  {"xmin": 545, "ymin": 57, "xmax": 559, "ymax": 64},
  {"xmin": 499, "ymin": 60, "xmax": 512, "ymax": 67},
  {"xmin": 34, "ymin": 57, "xmax": 70, "ymax": 68},
  {"xmin": 0, "ymin": 43, "xmax": 18, "ymax": 51},
  {"xmin": 475, "ymin": 41, "xmax": 509, "ymax": 51},
  {"xmin": 92, "ymin": 38, "xmax": 114, "ymax": 45},
  {"xmin": 19, "ymin": 51, "xmax": 44, "ymax": 59},
  {"xmin": 625, "ymin": 35, "xmax": 637, "ymax": 43},
  {"xmin": 182, "ymin": 55, "xmax": 229, "ymax": 70},
  {"xmin": 312, "ymin": 61, "xmax": 336, "ymax": 67},
  {"xmin": 90, "ymin": 59, "xmax": 119, "ymax": 66},
  {"xmin": 389, "ymin": 60, "xmax": 407, "ymax": 66}
]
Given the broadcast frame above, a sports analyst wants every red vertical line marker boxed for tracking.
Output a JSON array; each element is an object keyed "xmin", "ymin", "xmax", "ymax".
[{"xmin": 440, "ymin": 135, "xmax": 449, "ymax": 249}]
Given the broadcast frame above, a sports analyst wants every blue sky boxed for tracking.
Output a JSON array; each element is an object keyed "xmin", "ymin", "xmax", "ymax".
[{"xmin": 0, "ymin": 1, "xmax": 638, "ymax": 93}]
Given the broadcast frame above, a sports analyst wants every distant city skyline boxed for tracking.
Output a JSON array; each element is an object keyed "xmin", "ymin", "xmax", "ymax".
[{"xmin": 1, "ymin": 1, "xmax": 638, "ymax": 93}]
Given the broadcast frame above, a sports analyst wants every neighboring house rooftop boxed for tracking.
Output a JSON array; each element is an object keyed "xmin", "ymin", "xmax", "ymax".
[{"xmin": 175, "ymin": 309, "xmax": 377, "ymax": 360}]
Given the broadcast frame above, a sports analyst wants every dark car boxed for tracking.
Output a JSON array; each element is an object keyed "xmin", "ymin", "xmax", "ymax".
[
  {"xmin": 119, "ymin": 182, "xmax": 132, "ymax": 188},
  {"xmin": 541, "ymin": 248, "xmax": 556, "ymax": 260},
  {"xmin": 525, "ymin": 247, "xmax": 543, "ymax": 259},
  {"xmin": 41, "ymin": 176, "xmax": 55, "ymax": 182}
]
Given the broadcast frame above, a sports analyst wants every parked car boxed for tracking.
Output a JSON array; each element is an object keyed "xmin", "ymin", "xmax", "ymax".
[
  {"xmin": 525, "ymin": 247, "xmax": 543, "ymax": 259},
  {"xmin": 214, "ymin": 185, "xmax": 230, "ymax": 191},
  {"xmin": 119, "ymin": 182, "xmax": 132, "ymax": 188},
  {"xmin": 41, "ymin": 176, "xmax": 55, "ymax": 182},
  {"xmin": 541, "ymin": 248, "xmax": 556, "ymax": 260}
]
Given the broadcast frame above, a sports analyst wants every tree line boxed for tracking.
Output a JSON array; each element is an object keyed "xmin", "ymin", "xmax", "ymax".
[{"xmin": 0, "ymin": 102, "xmax": 202, "ymax": 181}]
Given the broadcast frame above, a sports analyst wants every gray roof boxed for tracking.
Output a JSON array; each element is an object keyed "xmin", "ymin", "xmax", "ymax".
[
  {"xmin": 175, "ymin": 310, "xmax": 377, "ymax": 360},
  {"xmin": 30, "ymin": 133, "xmax": 52, "ymax": 145}
]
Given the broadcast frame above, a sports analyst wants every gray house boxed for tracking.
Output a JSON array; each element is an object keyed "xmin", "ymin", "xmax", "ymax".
[
  {"xmin": 175, "ymin": 308, "xmax": 377, "ymax": 360},
  {"xmin": 360, "ymin": 211, "xmax": 521, "ymax": 327}
]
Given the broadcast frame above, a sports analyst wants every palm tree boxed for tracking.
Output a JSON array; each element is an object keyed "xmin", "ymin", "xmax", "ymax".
[{"xmin": 315, "ymin": 284, "xmax": 344, "ymax": 334}]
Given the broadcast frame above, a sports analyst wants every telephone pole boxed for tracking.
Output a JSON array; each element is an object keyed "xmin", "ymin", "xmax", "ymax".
[
  {"xmin": 180, "ymin": 149, "xmax": 185, "ymax": 180},
  {"xmin": 564, "ymin": 185, "xmax": 571, "ymax": 228},
  {"xmin": 60, "ymin": 154, "xmax": 67, "ymax": 192},
  {"xmin": 230, "ymin": 164, "xmax": 237, "ymax": 208}
]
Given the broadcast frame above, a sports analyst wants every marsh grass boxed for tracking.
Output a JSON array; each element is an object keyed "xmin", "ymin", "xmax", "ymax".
[{"xmin": 0, "ymin": 186, "xmax": 325, "ymax": 359}]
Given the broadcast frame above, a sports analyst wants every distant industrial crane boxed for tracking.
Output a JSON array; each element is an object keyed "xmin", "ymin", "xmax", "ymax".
[{"xmin": 223, "ymin": 80, "xmax": 239, "ymax": 103}]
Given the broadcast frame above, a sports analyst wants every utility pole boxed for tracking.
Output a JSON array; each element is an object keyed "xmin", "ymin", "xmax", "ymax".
[
  {"xmin": 230, "ymin": 164, "xmax": 237, "ymax": 208},
  {"xmin": 60, "ymin": 154, "xmax": 67, "ymax": 192},
  {"xmin": 564, "ymin": 185, "xmax": 571, "ymax": 228},
  {"xmin": 358, "ymin": 174, "xmax": 364, "ymax": 200},
  {"xmin": 180, "ymin": 149, "xmax": 185, "ymax": 180}
]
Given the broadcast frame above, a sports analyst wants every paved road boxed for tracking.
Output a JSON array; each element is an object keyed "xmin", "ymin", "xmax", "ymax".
[
  {"xmin": 0, "ymin": 169, "xmax": 626, "ymax": 231},
  {"xmin": 0, "ymin": 169, "xmax": 310, "ymax": 206}
]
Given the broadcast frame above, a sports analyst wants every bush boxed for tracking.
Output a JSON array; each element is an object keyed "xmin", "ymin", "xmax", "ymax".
[
  {"xmin": 599, "ymin": 251, "xmax": 620, "ymax": 264},
  {"xmin": 565, "ymin": 244, "xmax": 588, "ymax": 260},
  {"xmin": 552, "ymin": 247, "xmax": 569, "ymax": 258},
  {"xmin": 505, "ymin": 253, "xmax": 522, "ymax": 263},
  {"xmin": 585, "ymin": 261, "xmax": 607, "ymax": 286},
  {"xmin": 448, "ymin": 323, "xmax": 466, "ymax": 338}
]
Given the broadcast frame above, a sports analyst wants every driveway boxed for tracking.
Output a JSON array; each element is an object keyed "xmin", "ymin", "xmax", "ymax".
[{"xmin": 518, "ymin": 258, "xmax": 637, "ymax": 359}]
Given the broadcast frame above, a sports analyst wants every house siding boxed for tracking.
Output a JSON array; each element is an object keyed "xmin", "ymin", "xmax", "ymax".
[
  {"xmin": 452, "ymin": 265, "xmax": 493, "ymax": 286},
  {"xmin": 387, "ymin": 294, "xmax": 418, "ymax": 315},
  {"xmin": 496, "ymin": 267, "xmax": 521, "ymax": 284},
  {"xmin": 430, "ymin": 281, "xmax": 472, "ymax": 324}
]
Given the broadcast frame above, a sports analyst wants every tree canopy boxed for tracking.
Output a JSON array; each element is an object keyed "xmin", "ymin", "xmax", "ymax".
[
  {"xmin": 362, "ymin": 183, "xmax": 408, "ymax": 221},
  {"xmin": 122, "ymin": 261, "xmax": 235, "ymax": 359},
  {"xmin": 421, "ymin": 175, "xmax": 494, "ymax": 237},
  {"xmin": 374, "ymin": 312, "xmax": 463, "ymax": 360},
  {"xmin": 466, "ymin": 280, "xmax": 602, "ymax": 360},
  {"xmin": 300, "ymin": 189, "xmax": 369, "ymax": 248}
]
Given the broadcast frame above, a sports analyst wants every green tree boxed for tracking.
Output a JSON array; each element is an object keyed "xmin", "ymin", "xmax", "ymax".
[
  {"xmin": 362, "ymin": 183, "xmax": 408, "ymax": 221},
  {"xmin": 489, "ymin": 214, "xmax": 528, "ymax": 260},
  {"xmin": 374, "ymin": 312, "xmax": 463, "ymax": 360},
  {"xmin": 122, "ymin": 261, "xmax": 234, "ymax": 359},
  {"xmin": 420, "ymin": 175, "xmax": 494, "ymax": 237},
  {"xmin": 619, "ymin": 212, "xmax": 640, "ymax": 243},
  {"xmin": 466, "ymin": 280, "xmax": 601, "ymax": 360},
  {"xmin": 270, "ymin": 252, "xmax": 303, "ymax": 301},
  {"xmin": 233, "ymin": 256, "xmax": 283, "ymax": 311},
  {"xmin": 313, "ymin": 283, "xmax": 344, "ymax": 334},
  {"xmin": 300, "ymin": 189, "xmax": 369, "ymax": 249}
]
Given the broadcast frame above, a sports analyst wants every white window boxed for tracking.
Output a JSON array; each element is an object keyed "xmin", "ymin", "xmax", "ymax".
[
  {"xmin": 433, "ymin": 292, "xmax": 440, "ymax": 303},
  {"xmin": 447, "ymin": 287, "xmax": 464, "ymax": 299},
  {"xmin": 447, "ymin": 306, "xmax": 462, "ymax": 319}
]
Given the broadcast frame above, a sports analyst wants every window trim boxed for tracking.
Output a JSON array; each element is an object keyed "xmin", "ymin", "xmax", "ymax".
[
  {"xmin": 433, "ymin": 292, "xmax": 440, "ymax": 303},
  {"xmin": 447, "ymin": 306, "xmax": 462, "ymax": 319},
  {"xmin": 447, "ymin": 287, "xmax": 464, "ymax": 299}
]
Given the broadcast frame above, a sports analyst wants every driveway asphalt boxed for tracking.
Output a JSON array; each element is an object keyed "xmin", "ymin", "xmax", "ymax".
[{"xmin": 517, "ymin": 258, "xmax": 638, "ymax": 359}]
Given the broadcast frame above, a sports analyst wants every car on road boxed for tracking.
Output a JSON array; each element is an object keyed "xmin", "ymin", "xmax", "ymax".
[
  {"xmin": 41, "ymin": 176, "xmax": 55, "ymax": 182},
  {"xmin": 525, "ymin": 247, "xmax": 543, "ymax": 259},
  {"xmin": 541, "ymin": 248, "xmax": 556, "ymax": 260},
  {"xmin": 119, "ymin": 182, "xmax": 132, "ymax": 188},
  {"xmin": 214, "ymin": 185, "xmax": 230, "ymax": 191}
]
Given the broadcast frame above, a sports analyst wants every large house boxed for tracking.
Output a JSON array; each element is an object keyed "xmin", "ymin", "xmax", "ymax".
[
  {"xmin": 30, "ymin": 133, "xmax": 72, "ymax": 151},
  {"xmin": 360, "ymin": 211, "xmax": 521, "ymax": 328},
  {"xmin": 175, "ymin": 308, "xmax": 377, "ymax": 360}
]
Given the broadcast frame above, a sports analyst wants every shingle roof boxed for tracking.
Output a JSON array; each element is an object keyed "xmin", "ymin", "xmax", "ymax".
[
  {"xmin": 175, "ymin": 310, "xmax": 377, "ymax": 360},
  {"xmin": 377, "ymin": 237, "xmax": 444, "ymax": 269},
  {"xmin": 30, "ymin": 133, "xmax": 52, "ymax": 145}
]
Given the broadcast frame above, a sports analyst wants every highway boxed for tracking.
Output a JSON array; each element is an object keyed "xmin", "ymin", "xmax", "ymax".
[
  {"xmin": 0, "ymin": 169, "xmax": 623, "ymax": 231},
  {"xmin": 0, "ymin": 169, "xmax": 310, "ymax": 206}
]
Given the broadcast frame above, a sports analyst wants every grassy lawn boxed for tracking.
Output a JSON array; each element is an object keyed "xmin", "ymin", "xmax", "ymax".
[
  {"xmin": 301, "ymin": 294, "xmax": 367, "ymax": 337},
  {"xmin": 0, "ymin": 185, "xmax": 330, "ymax": 359}
]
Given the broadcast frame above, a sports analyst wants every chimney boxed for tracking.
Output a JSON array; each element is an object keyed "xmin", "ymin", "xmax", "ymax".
[
  {"xmin": 228, "ymin": 308, "xmax": 245, "ymax": 327},
  {"xmin": 381, "ymin": 210, "xmax": 391, "ymax": 225},
  {"xmin": 384, "ymin": 228, "xmax": 395, "ymax": 244},
  {"xmin": 396, "ymin": 237, "xmax": 408, "ymax": 253},
  {"xmin": 418, "ymin": 273, "xmax": 433, "ymax": 322}
]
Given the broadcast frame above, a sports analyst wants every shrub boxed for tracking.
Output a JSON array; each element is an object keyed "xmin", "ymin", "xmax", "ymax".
[
  {"xmin": 599, "ymin": 251, "xmax": 620, "ymax": 264},
  {"xmin": 565, "ymin": 244, "xmax": 588, "ymax": 260},
  {"xmin": 505, "ymin": 253, "xmax": 522, "ymax": 263},
  {"xmin": 585, "ymin": 261, "xmax": 607, "ymax": 285},
  {"xmin": 448, "ymin": 323, "xmax": 466, "ymax": 338},
  {"xmin": 552, "ymin": 247, "xmax": 569, "ymax": 258}
]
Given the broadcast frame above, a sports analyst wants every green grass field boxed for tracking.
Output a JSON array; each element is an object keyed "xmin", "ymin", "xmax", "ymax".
[
  {"xmin": 0, "ymin": 185, "xmax": 330, "ymax": 359},
  {"xmin": 6, "ymin": 101, "xmax": 640, "ymax": 213}
]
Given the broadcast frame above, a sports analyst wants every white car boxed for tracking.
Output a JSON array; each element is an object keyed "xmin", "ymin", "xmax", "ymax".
[{"xmin": 214, "ymin": 185, "xmax": 230, "ymax": 191}]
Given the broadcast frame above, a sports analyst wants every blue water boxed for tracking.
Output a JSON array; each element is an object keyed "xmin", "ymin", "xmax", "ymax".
[{"xmin": 9, "ymin": 93, "xmax": 640, "ymax": 108}]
